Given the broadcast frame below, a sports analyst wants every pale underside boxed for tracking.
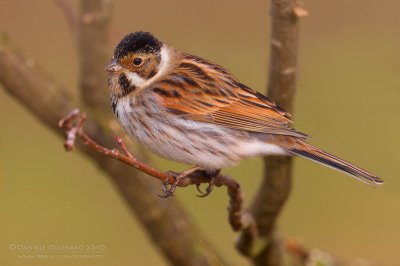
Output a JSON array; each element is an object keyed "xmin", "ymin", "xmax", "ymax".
[{"xmin": 115, "ymin": 96, "xmax": 289, "ymax": 170}]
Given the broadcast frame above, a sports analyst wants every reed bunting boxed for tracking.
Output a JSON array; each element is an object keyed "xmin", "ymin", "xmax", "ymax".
[{"xmin": 106, "ymin": 31, "xmax": 383, "ymax": 196}]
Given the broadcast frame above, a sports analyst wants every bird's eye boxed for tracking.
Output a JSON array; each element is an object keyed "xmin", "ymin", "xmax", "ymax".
[{"xmin": 133, "ymin": 58, "xmax": 143, "ymax": 66}]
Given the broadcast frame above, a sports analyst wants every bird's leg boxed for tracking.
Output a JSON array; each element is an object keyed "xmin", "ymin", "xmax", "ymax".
[
  {"xmin": 195, "ymin": 169, "xmax": 221, "ymax": 198},
  {"xmin": 158, "ymin": 166, "xmax": 201, "ymax": 198}
]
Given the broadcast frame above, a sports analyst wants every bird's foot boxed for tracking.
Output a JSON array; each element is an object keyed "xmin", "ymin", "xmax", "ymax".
[
  {"xmin": 195, "ymin": 170, "xmax": 220, "ymax": 198},
  {"xmin": 157, "ymin": 166, "xmax": 201, "ymax": 198},
  {"xmin": 157, "ymin": 171, "xmax": 182, "ymax": 198}
]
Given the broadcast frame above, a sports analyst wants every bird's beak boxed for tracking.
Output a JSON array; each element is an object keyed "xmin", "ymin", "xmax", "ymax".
[{"xmin": 106, "ymin": 59, "xmax": 122, "ymax": 72}]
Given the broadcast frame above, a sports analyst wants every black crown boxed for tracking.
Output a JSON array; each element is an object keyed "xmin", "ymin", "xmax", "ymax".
[{"xmin": 114, "ymin": 31, "xmax": 162, "ymax": 59}]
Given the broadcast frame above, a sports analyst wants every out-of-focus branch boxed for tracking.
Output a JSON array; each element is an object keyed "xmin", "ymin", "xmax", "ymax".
[
  {"xmin": 78, "ymin": 0, "xmax": 113, "ymax": 113},
  {"xmin": 237, "ymin": 1, "xmax": 307, "ymax": 265},
  {"xmin": 54, "ymin": 0, "xmax": 112, "ymax": 112},
  {"xmin": 0, "ymin": 38, "xmax": 230, "ymax": 266}
]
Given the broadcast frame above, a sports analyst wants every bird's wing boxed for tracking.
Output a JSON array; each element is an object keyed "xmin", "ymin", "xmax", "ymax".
[{"xmin": 152, "ymin": 55, "xmax": 308, "ymax": 139}]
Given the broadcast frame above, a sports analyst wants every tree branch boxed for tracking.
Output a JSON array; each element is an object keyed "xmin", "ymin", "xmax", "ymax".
[
  {"xmin": 0, "ymin": 37, "xmax": 230, "ymax": 266},
  {"xmin": 78, "ymin": 0, "xmax": 113, "ymax": 113},
  {"xmin": 237, "ymin": 1, "xmax": 307, "ymax": 265}
]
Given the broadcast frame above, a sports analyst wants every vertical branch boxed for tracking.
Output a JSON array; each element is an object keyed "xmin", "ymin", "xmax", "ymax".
[
  {"xmin": 237, "ymin": 0, "xmax": 306, "ymax": 265},
  {"xmin": 78, "ymin": 0, "xmax": 113, "ymax": 112}
]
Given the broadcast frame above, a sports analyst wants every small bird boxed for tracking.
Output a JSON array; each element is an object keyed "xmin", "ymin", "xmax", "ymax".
[{"xmin": 106, "ymin": 31, "xmax": 383, "ymax": 196}]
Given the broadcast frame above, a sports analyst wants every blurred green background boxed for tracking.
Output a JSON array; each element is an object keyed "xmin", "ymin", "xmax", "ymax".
[{"xmin": 0, "ymin": 0, "xmax": 399, "ymax": 265}]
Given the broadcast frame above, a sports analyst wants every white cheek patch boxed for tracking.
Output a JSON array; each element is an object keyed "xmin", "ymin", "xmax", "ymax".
[
  {"xmin": 126, "ymin": 72, "xmax": 146, "ymax": 87},
  {"xmin": 124, "ymin": 45, "xmax": 170, "ymax": 88}
]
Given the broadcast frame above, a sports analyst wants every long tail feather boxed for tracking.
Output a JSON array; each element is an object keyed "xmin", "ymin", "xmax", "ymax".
[{"xmin": 285, "ymin": 141, "xmax": 384, "ymax": 187}]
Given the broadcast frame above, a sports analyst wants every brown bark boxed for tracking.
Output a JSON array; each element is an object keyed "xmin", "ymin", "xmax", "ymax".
[
  {"xmin": 78, "ymin": 0, "xmax": 113, "ymax": 114},
  {"xmin": 236, "ymin": 1, "xmax": 306, "ymax": 265}
]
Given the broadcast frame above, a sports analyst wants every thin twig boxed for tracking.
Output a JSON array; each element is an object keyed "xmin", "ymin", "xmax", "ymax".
[{"xmin": 59, "ymin": 109, "xmax": 176, "ymax": 183}]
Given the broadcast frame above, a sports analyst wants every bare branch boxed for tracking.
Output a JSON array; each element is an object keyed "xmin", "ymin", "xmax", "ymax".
[
  {"xmin": 236, "ymin": 0, "xmax": 306, "ymax": 264},
  {"xmin": 78, "ymin": 0, "xmax": 113, "ymax": 113},
  {"xmin": 0, "ymin": 39, "xmax": 229, "ymax": 266}
]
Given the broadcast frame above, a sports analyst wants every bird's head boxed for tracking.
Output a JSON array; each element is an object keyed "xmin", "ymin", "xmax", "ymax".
[{"xmin": 107, "ymin": 31, "xmax": 167, "ymax": 95}]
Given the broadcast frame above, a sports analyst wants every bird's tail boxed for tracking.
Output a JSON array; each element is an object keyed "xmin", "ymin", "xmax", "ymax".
[{"xmin": 283, "ymin": 139, "xmax": 384, "ymax": 187}]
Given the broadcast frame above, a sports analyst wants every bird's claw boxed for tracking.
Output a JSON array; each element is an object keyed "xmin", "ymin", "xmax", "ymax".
[
  {"xmin": 196, "ymin": 177, "xmax": 216, "ymax": 198},
  {"xmin": 158, "ymin": 168, "xmax": 219, "ymax": 198},
  {"xmin": 157, "ymin": 171, "xmax": 181, "ymax": 198},
  {"xmin": 195, "ymin": 183, "xmax": 205, "ymax": 195}
]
